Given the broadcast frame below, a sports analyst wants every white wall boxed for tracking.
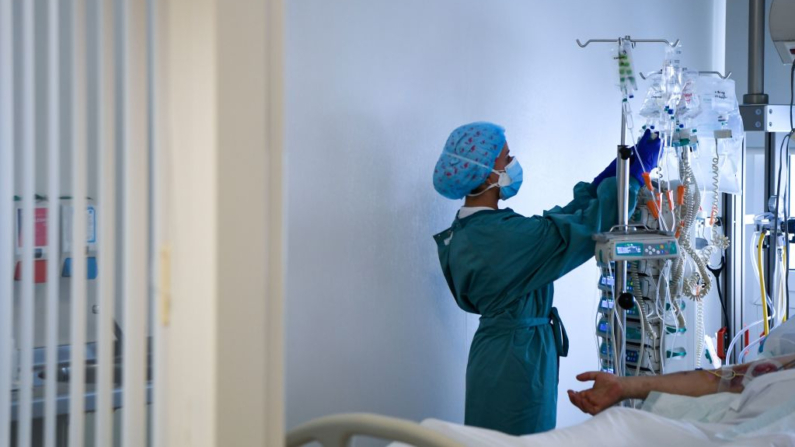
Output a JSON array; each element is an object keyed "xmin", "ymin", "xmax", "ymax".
[{"xmin": 285, "ymin": 0, "xmax": 725, "ymax": 434}]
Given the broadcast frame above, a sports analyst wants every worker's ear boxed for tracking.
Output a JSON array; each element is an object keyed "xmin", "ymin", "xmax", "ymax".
[
  {"xmin": 485, "ymin": 171, "xmax": 500, "ymax": 186},
  {"xmin": 470, "ymin": 183, "xmax": 487, "ymax": 195},
  {"xmin": 470, "ymin": 173, "xmax": 498, "ymax": 195}
]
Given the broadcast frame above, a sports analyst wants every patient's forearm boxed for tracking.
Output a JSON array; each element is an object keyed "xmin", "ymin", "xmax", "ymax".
[
  {"xmin": 622, "ymin": 354, "xmax": 795, "ymax": 400},
  {"xmin": 620, "ymin": 369, "xmax": 722, "ymax": 400}
]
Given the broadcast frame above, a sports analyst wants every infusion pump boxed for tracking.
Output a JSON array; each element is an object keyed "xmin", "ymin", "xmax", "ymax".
[
  {"xmin": 593, "ymin": 230, "xmax": 684, "ymax": 376},
  {"xmin": 594, "ymin": 231, "xmax": 680, "ymax": 264}
]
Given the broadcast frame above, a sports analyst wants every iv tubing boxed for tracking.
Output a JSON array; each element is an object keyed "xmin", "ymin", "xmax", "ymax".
[
  {"xmin": 758, "ymin": 232, "xmax": 770, "ymax": 336},
  {"xmin": 696, "ymin": 300, "xmax": 705, "ymax": 368},
  {"xmin": 607, "ymin": 262, "xmax": 620, "ymax": 374},
  {"xmin": 725, "ymin": 318, "xmax": 769, "ymax": 364},
  {"xmin": 739, "ymin": 335, "xmax": 766, "ymax": 364},
  {"xmin": 782, "ymin": 248, "xmax": 788, "ymax": 323},
  {"xmin": 636, "ymin": 296, "xmax": 646, "ymax": 377}
]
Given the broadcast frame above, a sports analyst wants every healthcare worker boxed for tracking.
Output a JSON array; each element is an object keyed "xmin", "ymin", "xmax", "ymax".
[{"xmin": 432, "ymin": 122, "xmax": 661, "ymax": 435}]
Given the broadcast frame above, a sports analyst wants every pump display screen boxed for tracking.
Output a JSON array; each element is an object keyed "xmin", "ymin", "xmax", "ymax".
[{"xmin": 616, "ymin": 243, "xmax": 643, "ymax": 255}]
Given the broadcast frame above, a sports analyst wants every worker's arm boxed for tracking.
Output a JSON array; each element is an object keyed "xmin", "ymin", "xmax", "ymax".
[
  {"xmin": 490, "ymin": 176, "xmax": 639, "ymax": 295},
  {"xmin": 554, "ymin": 176, "xmax": 641, "ymax": 237},
  {"xmin": 550, "ymin": 181, "xmax": 606, "ymax": 216}
]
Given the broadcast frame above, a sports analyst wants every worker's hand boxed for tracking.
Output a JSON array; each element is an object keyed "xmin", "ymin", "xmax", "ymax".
[
  {"xmin": 630, "ymin": 129, "xmax": 662, "ymax": 183},
  {"xmin": 567, "ymin": 371, "xmax": 625, "ymax": 415},
  {"xmin": 594, "ymin": 130, "xmax": 661, "ymax": 187},
  {"xmin": 592, "ymin": 159, "xmax": 617, "ymax": 188}
]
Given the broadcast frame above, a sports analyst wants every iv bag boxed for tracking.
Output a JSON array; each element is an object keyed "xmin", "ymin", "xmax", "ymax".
[
  {"xmin": 639, "ymin": 73, "xmax": 666, "ymax": 119},
  {"xmin": 676, "ymin": 70, "xmax": 702, "ymax": 120},
  {"xmin": 696, "ymin": 76, "xmax": 740, "ymax": 129},
  {"xmin": 658, "ymin": 146, "xmax": 682, "ymax": 184},
  {"xmin": 716, "ymin": 136, "xmax": 742, "ymax": 195},
  {"xmin": 613, "ymin": 40, "xmax": 638, "ymax": 99},
  {"xmin": 661, "ymin": 45, "xmax": 683, "ymax": 112},
  {"xmin": 691, "ymin": 75, "xmax": 744, "ymax": 196},
  {"xmin": 691, "ymin": 137, "xmax": 742, "ymax": 197}
]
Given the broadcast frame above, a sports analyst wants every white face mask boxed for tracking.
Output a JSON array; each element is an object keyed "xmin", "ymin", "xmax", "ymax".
[{"xmin": 467, "ymin": 158, "xmax": 524, "ymax": 200}]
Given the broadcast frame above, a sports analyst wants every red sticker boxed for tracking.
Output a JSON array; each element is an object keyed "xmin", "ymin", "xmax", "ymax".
[{"xmin": 35, "ymin": 207, "xmax": 47, "ymax": 247}]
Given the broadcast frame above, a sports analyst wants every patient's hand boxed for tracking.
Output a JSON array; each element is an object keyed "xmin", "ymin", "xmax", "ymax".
[{"xmin": 567, "ymin": 371, "xmax": 624, "ymax": 415}]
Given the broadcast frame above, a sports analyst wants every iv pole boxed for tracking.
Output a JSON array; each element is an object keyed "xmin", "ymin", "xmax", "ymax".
[
  {"xmin": 577, "ymin": 35, "xmax": 679, "ymax": 376},
  {"xmin": 735, "ymin": 0, "xmax": 792, "ymax": 362}
]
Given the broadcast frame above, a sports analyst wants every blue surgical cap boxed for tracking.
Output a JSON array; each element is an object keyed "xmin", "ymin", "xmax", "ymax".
[{"xmin": 433, "ymin": 122, "xmax": 506, "ymax": 200}]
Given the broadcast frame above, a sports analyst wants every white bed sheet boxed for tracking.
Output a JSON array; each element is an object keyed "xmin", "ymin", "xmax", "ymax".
[
  {"xmin": 404, "ymin": 408, "xmax": 795, "ymax": 447},
  {"xmin": 391, "ymin": 370, "xmax": 795, "ymax": 447}
]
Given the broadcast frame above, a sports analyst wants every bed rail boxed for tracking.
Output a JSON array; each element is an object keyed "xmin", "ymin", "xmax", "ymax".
[{"xmin": 286, "ymin": 413, "xmax": 463, "ymax": 447}]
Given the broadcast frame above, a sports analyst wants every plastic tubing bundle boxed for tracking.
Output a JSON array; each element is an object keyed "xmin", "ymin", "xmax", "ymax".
[{"xmin": 677, "ymin": 152, "xmax": 712, "ymax": 300}]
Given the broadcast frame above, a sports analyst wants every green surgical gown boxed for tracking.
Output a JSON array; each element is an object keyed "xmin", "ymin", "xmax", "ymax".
[{"xmin": 433, "ymin": 177, "xmax": 638, "ymax": 435}]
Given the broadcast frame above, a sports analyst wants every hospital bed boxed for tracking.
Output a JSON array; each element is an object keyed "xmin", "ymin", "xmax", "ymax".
[
  {"xmin": 286, "ymin": 369, "xmax": 795, "ymax": 447},
  {"xmin": 286, "ymin": 413, "xmax": 462, "ymax": 447},
  {"xmin": 287, "ymin": 409, "xmax": 795, "ymax": 447}
]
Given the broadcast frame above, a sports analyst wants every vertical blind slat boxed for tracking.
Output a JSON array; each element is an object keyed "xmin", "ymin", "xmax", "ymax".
[
  {"xmin": 121, "ymin": 0, "xmax": 149, "ymax": 445},
  {"xmin": 68, "ymin": 0, "xmax": 89, "ymax": 445},
  {"xmin": 0, "ymin": 0, "xmax": 14, "ymax": 444},
  {"xmin": 43, "ymin": 1, "xmax": 61, "ymax": 446},
  {"xmin": 19, "ymin": 0, "xmax": 37, "ymax": 444},
  {"xmin": 95, "ymin": 0, "xmax": 117, "ymax": 444}
]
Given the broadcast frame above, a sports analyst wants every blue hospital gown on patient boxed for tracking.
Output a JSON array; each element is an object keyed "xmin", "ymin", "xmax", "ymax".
[{"xmin": 433, "ymin": 177, "xmax": 638, "ymax": 436}]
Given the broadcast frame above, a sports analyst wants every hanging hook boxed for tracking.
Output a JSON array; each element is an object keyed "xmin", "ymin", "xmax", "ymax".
[
  {"xmin": 698, "ymin": 70, "xmax": 733, "ymax": 79},
  {"xmin": 638, "ymin": 70, "xmax": 659, "ymax": 80},
  {"xmin": 576, "ymin": 38, "xmax": 619, "ymax": 48}
]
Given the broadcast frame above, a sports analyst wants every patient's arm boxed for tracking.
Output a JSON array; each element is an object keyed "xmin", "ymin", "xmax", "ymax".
[
  {"xmin": 566, "ymin": 369, "xmax": 720, "ymax": 415},
  {"xmin": 567, "ymin": 354, "xmax": 795, "ymax": 415}
]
